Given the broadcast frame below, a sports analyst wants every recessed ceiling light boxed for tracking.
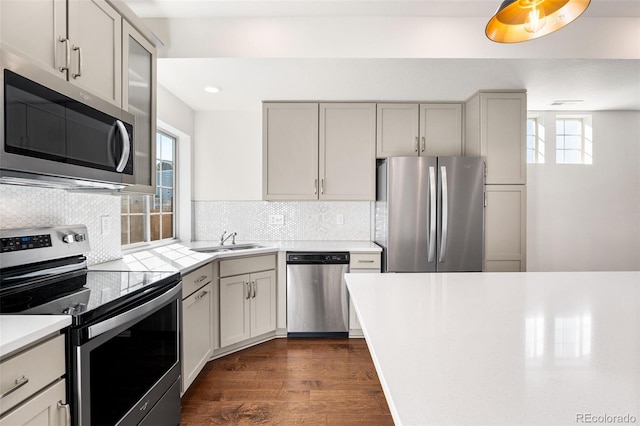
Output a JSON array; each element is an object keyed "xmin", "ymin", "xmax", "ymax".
[{"xmin": 204, "ymin": 86, "xmax": 221, "ymax": 94}]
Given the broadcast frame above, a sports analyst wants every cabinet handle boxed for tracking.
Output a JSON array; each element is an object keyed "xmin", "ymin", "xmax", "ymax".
[
  {"xmin": 195, "ymin": 290, "xmax": 208, "ymax": 300},
  {"xmin": 246, "ymin": 282, "xmax": 251, "ymax": 299},
  {"xmin": 58, "ymin": 37, "xmax": 70, "ymax": 72},
  {"xmin": 314, "ymin": 179, "xmax": 318, "ymax": 195},
  {"xmin": 251, "ymin": 281, "xmax": 256, "ymax": 298},
  {"xmin": 72, "ymin": 45, "xmax": 82, "ymax": 79},
  {"xmin": 320, "ymin": 179, "xmax": 325, "ymax": 195},
  {"xmin": 58, "ymin": 401, "xmax": 71, "ymax": 426},
  {"xmin": 357, "ymin": 260, "xmax": 375, "ymax": 263},
  {"xmin": 0, "ymin": 375, "xmax": 29, "ymax": 398},
  {"xmin": 421, "ymin": 136, "xmax": 426, "ymax": 152},
  {"xmin": 414, "ymin": 136, "xmax": 419, "ymax": 152},
  {"xmin": 195, "ymin": 275, "xmax": 208, "ymax": 283}
]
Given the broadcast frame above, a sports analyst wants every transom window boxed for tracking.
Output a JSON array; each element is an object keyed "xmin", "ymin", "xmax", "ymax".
[
  {"xmin": 556, "ymin": 115, "xmax": 592, "ymax": 164},
  {"xmin": 121, "ymin": 131, "xmax": 176, "ymax": 246}
]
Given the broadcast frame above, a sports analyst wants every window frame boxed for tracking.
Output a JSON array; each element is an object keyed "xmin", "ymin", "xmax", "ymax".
[
  {"xmin": 121, "ymin": 129, "xmax": 177, "ymax": 249},
  {"xmin": 527, "ymin": 115, "xmax": 545, "ymax": 164},
  {"xmin": 555, "ymin": 115, "xmax": 593, "ymax": 165}
]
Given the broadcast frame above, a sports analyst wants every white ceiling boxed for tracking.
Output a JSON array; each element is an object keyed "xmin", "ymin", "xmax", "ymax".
[{"xmin": 122, "ymin": 0, "xmax": 640, "ymax": 112}]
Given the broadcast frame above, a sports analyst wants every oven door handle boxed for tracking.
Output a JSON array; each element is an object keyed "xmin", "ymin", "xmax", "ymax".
[{"xmin": 87, "ymin": 282, "xmax": 181, "ymax": 339}]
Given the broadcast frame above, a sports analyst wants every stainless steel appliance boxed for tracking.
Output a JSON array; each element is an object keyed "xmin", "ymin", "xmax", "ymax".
[
  {"xmin": 375, "ymin": 156, "xmax": 485, "ymax": 272},
  {"xmin": 286, "ymin": 252, "xmax": 349, "ymax": 337},
  {"xmin": 0, "ymin": 49, "xmax": 135, "ymax": 190},
  {"xmin": 0, "ymin": 225, "xmax": 181, "ymax": 426}
]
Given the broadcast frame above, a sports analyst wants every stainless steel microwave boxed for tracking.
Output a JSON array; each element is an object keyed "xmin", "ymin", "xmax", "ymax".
[{"xmin": 0, "ymin": 49, "xmax": 135, "ymax": 189}]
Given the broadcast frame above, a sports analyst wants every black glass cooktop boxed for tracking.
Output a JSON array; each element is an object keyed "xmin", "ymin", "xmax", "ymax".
[{"xmin": 0, "ymin": 269, "xmax": 180, "ymax": 326}]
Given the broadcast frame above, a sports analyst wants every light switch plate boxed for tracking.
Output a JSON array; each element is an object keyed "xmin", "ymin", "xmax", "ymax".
[
  {"xmin": 101, "ymin": 215, "xmax": 111, "ymax": 235},
  {"xmin": 336, "ymin": 214, "xmax": 344, "ymax": 225}
]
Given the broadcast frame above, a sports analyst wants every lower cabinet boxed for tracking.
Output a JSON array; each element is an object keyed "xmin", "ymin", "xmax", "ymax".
[
  {"xmin": 348, "ymin": 252, "xmax": 381, "ymax": 337},
  {"xmin": 484, "ymin": 185, "xmax": 527, "ymax": 272},
  {"xmin": 219, "ymin": 255, "xmax": 277, "ymax": 348},
  {"xmin": 0, "ymin": 334, "xmax": 68, "ymax": 426},
  {"xmin": 181, "ymin": 263, "xmax": 214, "ymax": 393}
]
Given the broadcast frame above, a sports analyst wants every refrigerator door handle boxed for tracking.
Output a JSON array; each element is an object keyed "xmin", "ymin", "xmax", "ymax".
[
  {"xmin": 439, "ymin": 165, "xmax": 448, "ymax": 262},
  {"xmin": 428, "ymin": 166, "xmax": 436, "ymax": 262}
]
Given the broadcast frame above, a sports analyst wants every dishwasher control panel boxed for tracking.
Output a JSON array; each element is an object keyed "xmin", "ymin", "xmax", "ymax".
[{"xmin": 286, "ymin": 252, "xmax": 350, "ymax": 264}]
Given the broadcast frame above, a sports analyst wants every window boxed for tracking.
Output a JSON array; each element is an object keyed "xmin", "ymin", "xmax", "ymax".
[
  {"xmin": 556, "ymin": 115, "xmax": 592, "ymax": 164},
  {"xmin": 121, "ymin": 131, "xmax": 176, "ymax": 246},
  {"xmin": 527, "ymin": 116, "xmax": 545, "ymax": 164}
]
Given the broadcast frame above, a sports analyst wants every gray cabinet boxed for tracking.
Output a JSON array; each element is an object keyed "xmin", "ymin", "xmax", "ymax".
[
  {"xmin": 0, "ymin": 0, "xmax": 122, "ymax": 106},
  {"xmin": 0, "ymin": 335, "xmax": 68, "ymax": 426},
  {"xmin": 181, "ymin": 263, "xmax": 214, "ymax": 393},
  {"xmin": 348, "ymin": 252, "xmax": 381, "ymax": 337},
  {"xmin": 219, "ymin": 255, "xmax": 277, "ymax": 348},
  {"xmin": 377, "ymin": 103, "xmax": 463, "ymax": 158},
  {"xmin": 263, "ymin": 102, "xmax": 376, "ymax": 201},
  {"xmin": 122, "ymin": 21, "xmax": 157, "ymax": 193},
  {"xmin": 484, "ymin": 185, "xmax": 527, "ymax": 272}
]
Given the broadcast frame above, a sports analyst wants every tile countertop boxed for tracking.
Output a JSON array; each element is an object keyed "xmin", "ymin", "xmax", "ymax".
[
  {"xmin": 91, "ymin": 240, "xmax": 381, "ymax": 275},
  {"xmin": 0, "ymin": 316, "xmax": 71, "ymax": 358},
  {"xmin": 345, "ymin": 271, "xmax": 640, "ymax": 426}
]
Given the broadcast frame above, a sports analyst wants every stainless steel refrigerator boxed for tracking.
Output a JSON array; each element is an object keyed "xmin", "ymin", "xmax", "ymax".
[{"xmin": 374, "ymin": 156, "xmax": 485, "ymax": 272}]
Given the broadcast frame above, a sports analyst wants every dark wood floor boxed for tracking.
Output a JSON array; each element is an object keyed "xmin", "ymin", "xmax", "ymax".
[{"xmin": 180, "ymin": 338, "xmax": 394, "ymax": 425}]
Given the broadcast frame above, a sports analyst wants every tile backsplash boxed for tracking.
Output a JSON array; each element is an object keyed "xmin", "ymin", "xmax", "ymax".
[
  {"xmin": 194, "ymin": 201, "xmax": 372, "ymax": 241},
  {"xmin": 0, "ymin": 184, "xmax": 122, "ymax": 265}
]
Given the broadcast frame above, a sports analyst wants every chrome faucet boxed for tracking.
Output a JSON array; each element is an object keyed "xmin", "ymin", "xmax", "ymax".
[{"xmin": 219, "ymin": 231, "xmax": 237, "ymax": 245}]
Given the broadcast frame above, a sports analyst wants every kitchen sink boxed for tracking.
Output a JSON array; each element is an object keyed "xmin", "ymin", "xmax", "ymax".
[{"xmin": 192, "ymin": 244, "xmax": 264, "ymax": 253}]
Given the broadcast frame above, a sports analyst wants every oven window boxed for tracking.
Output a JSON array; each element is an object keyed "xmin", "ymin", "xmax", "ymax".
[{"xmin": 88, "ymin": 301, "xmax": 178, "ymax": 425}]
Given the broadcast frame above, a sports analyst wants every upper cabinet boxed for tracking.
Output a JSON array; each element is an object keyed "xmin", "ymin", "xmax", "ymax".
[
  {"xmin": 465, "ymin": 91, "xmax": 527, "ymax": 184},
  {"xmin": 122, "ymin": 21, "xmax": 157, "ymax": 193},
  {"xmin": 263, "ymin": 102, "xmax": 376, "ymax": 201},
  {"xmin": 376, "ymin": 103, "xmax": 462, "ymax": 158},
  {"xmin": 0, "ymin": 0, "xmax": 122, "ymax": 107}
]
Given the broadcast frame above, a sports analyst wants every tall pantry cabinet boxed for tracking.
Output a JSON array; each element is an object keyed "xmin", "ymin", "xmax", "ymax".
[{"xmin": 465, "ymin": 91, "xmax": 527, "ymax": 272}]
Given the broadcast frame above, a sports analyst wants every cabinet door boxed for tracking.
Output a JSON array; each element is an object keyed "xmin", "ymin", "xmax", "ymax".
[
  {"xmin": 480, "ymin": 92, "xmax": 527, "ymax": 184},
  {"xmin": 122, "ymin": 21, "xmax": 156, "ymax": 193},
  {"xmin": 219, "ymin": 274, "xmax": 251, "ymax": 347},
  {"xmin": 319, "ymin": 103, "xmax": 376, "ymax": 200},
  {"xmin": 0, "ymin": 380, "xmax": 67, "ymax": 426},
  {"xmin": 250, "ymin": 270, "xmax": 277, "ymax": 337},
  {"xmin": 67, "ymin": 0, "xmax": 122, "ymax": 106},
  {"xmin": 263, "ymin": 103, "xmax": 319, "ymax": 200},
  {"xmin": 0, "ymin": 0, "xmax": 66, "ymax": 76},
  {"xmin": 484, "ymin": 185, "xmax": 526, "ymax": 272},
  {"xmin": 182, "ymin": 283, "xmax": 213, "ymax": 392},
  {"xmin": 419, "ymin": 104, "xmax": 462, "ymax": 156},
  {"xmin": 376, "ymin": 103, "xmax": 419, "ymax": 158}
]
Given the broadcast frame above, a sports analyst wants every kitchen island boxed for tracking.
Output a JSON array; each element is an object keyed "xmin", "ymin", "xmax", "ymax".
[{"xmin": 345, "ymin": 272, "xmax": 640, "ymax": 426}]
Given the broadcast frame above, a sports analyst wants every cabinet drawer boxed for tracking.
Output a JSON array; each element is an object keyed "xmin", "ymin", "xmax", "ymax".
[
  {"xmin": 182, "ymin": 262, "xmax": 214, "ymax": 298},
  {"xmin": 349, "ymin": 253, "xmax": 381, "ymax": 270},
  {"xmin": 0, "ymin": 334, "xmax": 65, "ymax": 416},
  {"xmin": 220, "ymin": 255, "xmax": 276, "ymax": 278}
]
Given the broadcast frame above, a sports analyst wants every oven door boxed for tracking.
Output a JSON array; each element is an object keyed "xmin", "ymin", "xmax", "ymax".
[{"xmin": 71, "ymin": 283, "xmax": 181, "ymax": 426}]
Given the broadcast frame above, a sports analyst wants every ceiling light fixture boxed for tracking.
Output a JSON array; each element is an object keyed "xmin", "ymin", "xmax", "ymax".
[
  {"xmin": 485, "ymin": 0, "xmax": 591, "ymax": 43},
  {"xmin": 204, "ymin": 85, "xmax": 221, "ymax": 94}
]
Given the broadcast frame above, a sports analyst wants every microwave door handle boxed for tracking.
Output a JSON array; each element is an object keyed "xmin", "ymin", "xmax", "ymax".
[
  {"xmin": 428, "ymin": 166, "xmax": 436, "ymax": 263},
  {"xmin": 115, "ymin": 120, "xmax": 130, "ymax": 172}
]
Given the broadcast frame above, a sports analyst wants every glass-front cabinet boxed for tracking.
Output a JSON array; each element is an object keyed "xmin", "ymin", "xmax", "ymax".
[{"xmin": 122, "ymin": 20, "xmax": 156, "ymax": 194}]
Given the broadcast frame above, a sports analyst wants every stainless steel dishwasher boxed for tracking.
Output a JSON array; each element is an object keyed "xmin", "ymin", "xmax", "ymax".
[{"xmin": 286, "ymin": 252, "xmax": 350, "ymax": 337}]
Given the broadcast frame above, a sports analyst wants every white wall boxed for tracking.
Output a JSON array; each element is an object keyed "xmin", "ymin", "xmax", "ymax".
[
  {"xmin": 193, "ymin": 110, "xmax": 262, "ymax": 200},
  {"xmin": 157, "ymin": 84, "xmax": 196, "ymax": 240},
  {"xmin": 527, "ymin": 110, "xmax": 640, "ymax": 271}
]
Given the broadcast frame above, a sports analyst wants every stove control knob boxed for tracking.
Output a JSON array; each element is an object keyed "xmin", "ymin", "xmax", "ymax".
[
  {"xmin": 75, "ymin": 233, "xmax": 86, "ymax": 242},
  {"xmin": 62, "ymin": 234, "xmax": 76, "ymax": 244},
  {"xmin": 63, "ymin": 306, "xmax": 76, "ymax": 315}
]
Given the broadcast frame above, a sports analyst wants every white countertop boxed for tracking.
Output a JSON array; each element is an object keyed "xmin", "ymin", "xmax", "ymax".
[
  {"xmin": 345, "ymin": 271, "xmax": 640, "ymax": 426},
  {"xmin": 92, "ymin": 240, "xmax": 380, "ymax": 274},
  {"xmin": 0, "ymin": 315, "xmax": 71, "ymax": 358}
]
